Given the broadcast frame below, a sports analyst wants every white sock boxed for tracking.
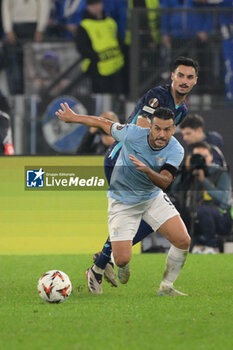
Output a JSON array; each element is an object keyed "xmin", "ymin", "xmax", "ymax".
[
  {"xmin": 93, "ymin": 265, "xmax": 104, "ymax": 275},
  {"xmin": 110, "ymin": 252, "xmax": 115, "ymax": 265},
  {"xmin": 161, "ymin": 245, "xmax": 188, "ymax": 286}
]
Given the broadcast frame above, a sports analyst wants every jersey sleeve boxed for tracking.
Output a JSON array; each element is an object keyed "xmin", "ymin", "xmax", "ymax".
[
  {"xmin": 166, "ymin": 144, "xmax": 184, "ymax": 169},
  {"xmin": 141, "ymin": 88, "xmax": 161, "ymax": 115},
  {"xmin": 126, "ymin": 87, "xmax": 163, "ymax": 123},
  {"xmin": 111, "ymin": 123, "xmax": 131, "ymax": 142}
]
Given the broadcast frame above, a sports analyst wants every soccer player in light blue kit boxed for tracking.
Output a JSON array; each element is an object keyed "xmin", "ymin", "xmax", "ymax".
[{"xmin": 56, "ymin": 103, "xmax": 191, "ymax": 296}]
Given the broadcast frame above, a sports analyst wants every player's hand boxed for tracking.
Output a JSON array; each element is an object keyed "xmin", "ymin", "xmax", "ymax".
[
  {"xmin": 129, "ymin": 154, "xmax": 148, "ymax": 173},
  {"xmin": 136, "ymin": 116, "xmax": 151, "ymax": 128},
  {"xmin": 6, "ymin": 31, "xmax": 17, "ymax": 44},
  {"xmin": 55, "ymin": 102, "xmax": 77, "ymax": 123},
  {"xmin": 192, "ymin": 168, "xmax": 205, "ymax": 182},
  {"xmin": 89, "ymin": 127, "xmax": 98, "ymax": 134},
  {"xmin": 34, "ymin": 31, "xmax": 43, "ymax": 42},
  {"xmin": 185, "ymin": 155, "xmax": 191, "ymax": 169}
]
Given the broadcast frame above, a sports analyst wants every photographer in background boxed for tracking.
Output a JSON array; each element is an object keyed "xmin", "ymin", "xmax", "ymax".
[
  {"xmin": 171, "ymin": 141, "xmax": 232, "ymax": 254},
  {"xmin": 178, "ymin": 113, "xmax": 226, "ymax": 167},
  {"xmin": 77, "ymin": 111, "xmax": 119, "ymax": 155}
]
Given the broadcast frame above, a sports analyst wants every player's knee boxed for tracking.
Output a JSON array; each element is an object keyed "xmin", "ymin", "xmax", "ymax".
[
  {"xmin": 177, "ymin": 233, "xmax": 191, "ymax": 250},
  {"xmin": 114, "ymin": 255, "xmax": 131, "ymax": 267}
]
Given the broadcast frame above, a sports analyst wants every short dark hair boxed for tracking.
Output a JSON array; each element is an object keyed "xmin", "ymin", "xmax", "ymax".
[
  {"xmin": 191, "ymin": 141, "xmax": 212, "ymax": 153},
  {"xmin": 180, "ymin": 113, "xmax": 204, "ymax": 130},
  {"xmin": 172, "ymin": 57, "xmax": 199, "ymax": 76},
  {"xmin": 151, "ymin": 107, "xmax": 175, "ymax": 121}
]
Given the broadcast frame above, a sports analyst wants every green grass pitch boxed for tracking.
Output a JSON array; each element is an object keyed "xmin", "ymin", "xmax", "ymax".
[
  {"xmin": 0, "ymin": 157, "xmax": 233, "ymax": 350},
  {"xmin": 1, "ymin": 254, "xmax": 233, "ymax": 350}
]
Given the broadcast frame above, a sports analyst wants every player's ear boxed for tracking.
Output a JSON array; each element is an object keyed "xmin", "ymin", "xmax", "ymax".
[
  {"xmin": 172, "ymin": 125, "xmax": 176, "ymax": 135},
  {"xmin": 209, "ymin": 152, "xmax": 213, "ymax": 163}
]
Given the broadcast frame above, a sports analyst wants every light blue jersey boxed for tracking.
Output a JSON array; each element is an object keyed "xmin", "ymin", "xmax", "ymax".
[{"xmin": 108, "ymin": 123, "xmax": 184, "ymax": 204}]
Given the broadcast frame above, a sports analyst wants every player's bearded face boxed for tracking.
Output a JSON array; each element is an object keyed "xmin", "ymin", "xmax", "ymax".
[
  {"xmin": 171, "ymin": 65, "xmax": 197, "ymax": 96},
  {"xmin": 149, "ymin": 118, "xmax": 175, "ymax": 149}
]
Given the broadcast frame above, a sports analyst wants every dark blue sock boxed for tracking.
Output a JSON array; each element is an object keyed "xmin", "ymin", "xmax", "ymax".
[
  {"xmin": 133, "ymin": 220, "xmax": 154, "ymax": 245},
  {"xmin": 95, "ymin": 237, "xmax": 112, "ymax": 269}
]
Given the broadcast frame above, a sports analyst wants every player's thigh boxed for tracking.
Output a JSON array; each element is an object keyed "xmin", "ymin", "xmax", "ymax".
[
  {"xmin": 142, "ymin": 192, "xmax": 190, "ymax": 248},
  {"xmin": 158, "ymin": 215, "xmax": 190, "ymax": 249},
  {"xmin": 108, "ymin": 198, "xmax": 143, "ymax": 243},
  {"xmin": 108, "ymin": 199, "xmax": 143, "ymax": 265},
  {"xmin": 142, "ymin": 192, "xmax": 179, "ymax": 232}
]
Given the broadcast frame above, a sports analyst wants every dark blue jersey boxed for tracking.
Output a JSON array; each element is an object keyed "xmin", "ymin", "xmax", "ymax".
[
  {"xmin": 104, "ymin": 84, "xmax": 188, "ymax": 183},
  {"xmin": 126, "ymin": 84, "xmax": 188, "ymax": 126}
]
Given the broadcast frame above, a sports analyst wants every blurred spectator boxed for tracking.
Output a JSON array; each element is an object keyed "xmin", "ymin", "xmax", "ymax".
[
  {"xmin": 172, "ymin": 142, "xmax": 232, "ymax": 254},
  {"xmin": 1, "ymin": 0, "xmax": 51, "ymax": 94},
  {"xmin": 124, "ymin": 0, "xmax": 160, "ymax": 88},
  {"xmin": 47, "ymin": 0, "xmax": 79, "ymax": 38},
  {"xmin": 0, "ymin": 0, "xmax": 3, "ymax": 38},
  {"xmin": 160, "ymin": 0, "xmax": 213, "ymax": 93},
  {"xmin": 0, "ymin": 89, "xmax": 11, "ymax": 114},
  {"xmin": 31, "ymin": 50, "xmax": 70, "ymax": 95},
  {"xmin": 125, "ymin": 0, "xmax": 160, "ymax": 46},
  {"xmin": 67, "ymin": 0, "xmax": 127, "ymax": 39},
  {"xmin": 77, "ymin": 111, "xmax": 119, "ymax": 154},
  {"xmin": 47, "ymin": 0, "xmax": 127, "ymax": 39},
  {"xmin": 178, "ymin": 113, "xmax": 226, "ymax": 167},
  {"xmin": 0, "ymin": 109, "xmax": 14, "ymax": 155},
  {"xmin": 210, "ymin": 0, "xmax": 233, "ymax": 103},
  {"xmin": 74, "ymin": 0, "xmax": 125, "ymax": 94},
  {"xmin": 0, "ymin": 0, "xmax": 6, "ymax": 73},
  {"xmin": 218, "ymin": 0, "xmax": 233, "ymax": 103},
  {"xmin": 0, "ymin": 89, "xmax": 14, "ymax": 155}
]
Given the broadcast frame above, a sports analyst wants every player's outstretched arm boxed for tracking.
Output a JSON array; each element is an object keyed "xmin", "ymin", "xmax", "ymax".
[
  {"xmin": 55, "ymin": 102, "xmax": 114, "ymax": 135},
  {"xmin": 129, "ymin": 154, "xmax": 174, "ymax": 190}
]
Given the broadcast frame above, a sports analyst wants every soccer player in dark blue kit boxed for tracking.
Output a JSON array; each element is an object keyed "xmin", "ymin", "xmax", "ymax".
[{"xmin": 90, "ymin": 56, "xmax": 199, "ymax": 293}]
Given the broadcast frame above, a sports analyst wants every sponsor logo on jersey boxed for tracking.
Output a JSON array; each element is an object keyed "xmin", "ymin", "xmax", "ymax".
[
  {"xmin": 116, "ymin": 124, "xmax": 125, "ymax": 130},
  {"xmin": 142, "ymin": 105, "xmax": 155, "ymax": 114},
  {"xmin": 156, "ymin": 156, "xmax": 165, "ymax": 166},
  {"xmin": 148, "ymin": 98, "xmax": 159, "ymax": 108}
]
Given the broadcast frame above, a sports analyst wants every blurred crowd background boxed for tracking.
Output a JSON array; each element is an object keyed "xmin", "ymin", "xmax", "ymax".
[
  {"xmin": 0, "ymin": 0, "xmax": 232, "ymax": 158},
  {"xmin": 0, "ymin": 0, "xmax": 232, "ymax": 254}
]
